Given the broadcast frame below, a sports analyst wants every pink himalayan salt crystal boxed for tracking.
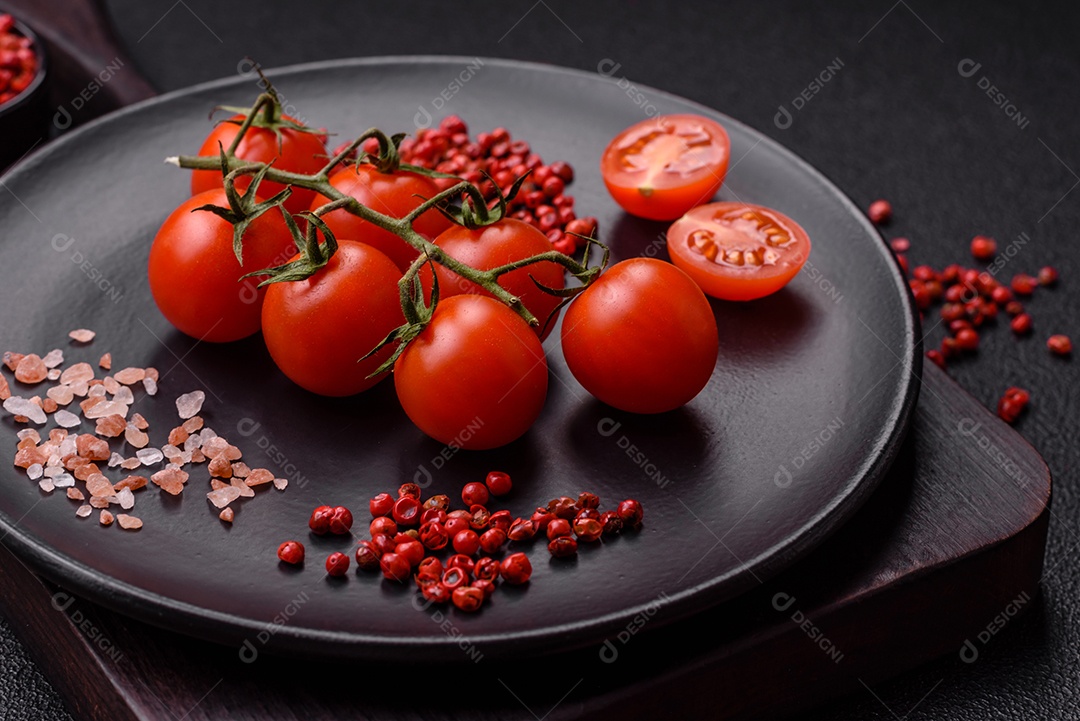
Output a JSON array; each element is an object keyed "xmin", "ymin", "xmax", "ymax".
[
  {"xmin": 151, "ymin": 467, "xmax": 188, "ymax": 495},
  {"xmin": 120, "ymin": 457, "xmax": 142, "ymax": 471},
  {"xmin": 46, "ymin": 385, "xmax": 74, "ymax": 406},
  {"xmin": 124, "ymin": 426, "xmax": 150, "ymax": 449},
  {"xmin": 99, "ymin": 353, "xmax": 112, "ymax": 370},
  {"xmin": 130, "ymin": 413, "xmax": 148, "ymax": 430},
  {"xmin": 210, "ymin": 479, "xmax": 228, "ymax": 491},
  {"xmin": 2, "ymin": 352, "xmax": 22, "ymax": 371},
  {"xmin": 0, "ymin": 375, "xmax": 9, "ymax": 400},
  {"xmin": 42, "ymin": 349, "xmax": 64, "ymax": 368},
  {"xmin": 42, "ymin": 398, "xmax": 58, "ymax": 414},
  {"xmin": 75, "ymin": 505, "xmax": 92, "ymax": 518},
  {"xmin": 69, "ymin": 329, "xmax": 96, "ymax": 343},
  {"xmin": 207, "ymin": 485, "xmax": 240, "ymax": 509},
  {"xmin": 145, "ymin": 368, "xmax": 159, "ymax": 382},
  {"xmin": 26, "ymin": 463, "xmax": 43, "ymax": 480},
  {"xmin": 113, "ymin": 386, "xmax": 134, "ymax": 405},
  {"xmin": 69, "ymin": 380, "xmax": 89, "ymax": 397},
  {"xmin": 116, "ymin": 514, "xmax": 142, "ymax": 530},
  {"xmin": 114, "ymin": 475, "xmax": 147, "ymax": 492},
  {"xmin": 47, "ymin": 369, "xmax": 60, "ymax": 381},
  {"xmin": 60, "ymin": 362, "xmax": 94, "ymax": 385},
  {"xmin": 176, "ymin": 391, "xmax": 205, "ymax": 420},
  {"xmin": 107, "ymin": 452, "xmax": 123, "ymax": 468},
  {"xmin": 4, "ymin": 397, "xmax": 47, "ymax": 424},
  {"xmin": 84, "ymin": 400, "xmax": 128, "ymax": 420},
  {"xmin": 136, "ymin": 448, "xmax": 163, "ymax": 465},
  {"xmin": 14, "ymin": 354, "xmax": 48, "ymax": 384},
  {"xmin": 103, "ymin": 377, "xmax": 120, "ymax": 395},
  {"xmin": 38, "ymin": 478, "xmax": 54, "ymax": 493},
  {"xmin": 142, "ymin": 377, "xmax": 158, "ymax": 396},
  {"xmin": 17, "ymin": 429, "xmax": 40, "ymax": 443},
  {"xmin": 99, "ymin": 510, "xmax": 114, "ymax": 526},
  {"xmin": 245, "ymin": 468, "xmax": 274, "ymax": 487},
  {"xmin": 115, "ymin": 488, "xmax": 135, "ymax": 510},
  {"xmin": 54, "ymin": 410, "xmax": 81, "ymax": 429},
  {"xmin": 202, "ymin": 437, "xmax": 228, "ymax": 458},
  {"xmin": 182, "ymin": 416, "xmax": 204, "ymax": 433},
  {"xmin": 208, "ymin": 455, "xmax": 232, "ymax": 478},
  {"xmin": 95, "ymin": 415, "xmax": 126, "ymax": 438},
  {"xmin": 113, "ymin": 367, "xmax": 146, "ymax": 385},
  {"xmin": 168, "ymin": 427, "xmax": 189, "ymax": 446},
  {"xmin": 231, "ymin": 462, "xmax": 251, "ymax": 478},
  {"xmin": 231, "ymin": 477, "xmax": 254, "ymax": 498},
  {"xmin": 90, "ymin": 495, "xmax": 111, "ymax": 509},
  {"xmin": 273, "ymin": 478, "xmax": 288, "ymax": 491},
  {"xmin": 66, "ymin": 487, "xmax": 85, "ymax": 501},
  {"xmin": 85, "ymin": 474, "xmax": 114, "ymax": 498},
  {"xmin": 53, "ymin": 473, "xmax": 74, "ymax": 489},
  {"xmin": 219, "ymin": 507, "xmax": 234, "ymax": 523},
  {"xmin": 76, "ymin": 434, "xmax": 110, "ymax": 461}
]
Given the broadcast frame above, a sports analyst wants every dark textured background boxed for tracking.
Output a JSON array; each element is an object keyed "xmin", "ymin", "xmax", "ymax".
[{"xmin": 2, "ymin": 1, "xmax": 1079, "ymax": 718}]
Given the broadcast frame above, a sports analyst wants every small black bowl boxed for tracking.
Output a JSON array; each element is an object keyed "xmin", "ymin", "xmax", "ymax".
[{"xmin": 0, "ymin": 15, "xmax": 48, "ymax": 171}]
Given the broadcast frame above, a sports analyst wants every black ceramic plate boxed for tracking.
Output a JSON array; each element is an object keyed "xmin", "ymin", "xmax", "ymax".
[{"xmin": 0, "ymin": 57, "xmax": 918, "ymax": 661}]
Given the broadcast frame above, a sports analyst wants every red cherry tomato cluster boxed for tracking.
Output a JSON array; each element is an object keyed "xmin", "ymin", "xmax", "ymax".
[
  {"xmin": 0, "ymin": 15, "xmax": 38, "ymax": 106},
  {"xmin": 395, "ymin": 115, "xmax": 598, "ymax": 255},
  {"xmin": 274, "ymin": 474, "xmax": 643, "ymax": 614},
  {"xmin": 886, "ymin": 211, "xmax": 1070, "ymax": 425}
]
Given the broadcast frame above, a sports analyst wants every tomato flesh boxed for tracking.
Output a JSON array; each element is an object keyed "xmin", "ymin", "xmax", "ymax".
[
  {"xmin": 420, "ymin": 219, "xmax": 566, "ymax": 340},
  {"xmin": 395, "ymin": 296, "xmax": 547, "ymax": 450},
  {"xmin": 561, "ymin": 258, "xmax": 718, "ymax": 414},
  {"xmin": 601, "ymin": 114, "xmax": 730, "ymax": 221},
  {"xmin": 148, "ymin": 189, "xmax": 295, "ymax": 343},
  {"xmin": 190, "ymin": 114, "xmax": 326, "ymax": 215},
  {"xmin": 312, "ymin": 166, "xmax": 451, "ymax": 272},
  {"xmin": 667, "ymin": 202, "xmax": 811, "ymax": 301},
  {"xmin": 261, "ymin": 241, "xmax": 404, "ymax": 397}
]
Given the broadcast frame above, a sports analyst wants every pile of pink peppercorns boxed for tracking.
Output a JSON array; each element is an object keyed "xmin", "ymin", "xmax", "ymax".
[
  {"xmin": 868, "ymin": 199, "xmax": 1070, "ymax": 425},
  {"xmin": 276, "ymin": 471, "xmax": 643, "ymax": 613}
]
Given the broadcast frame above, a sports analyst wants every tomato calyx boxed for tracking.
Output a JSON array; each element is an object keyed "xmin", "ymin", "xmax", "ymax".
[
  {"xmin": 213, "ymin": 66, "xmax": 324, "ymax": 153},
  {"xmin": 191, "ymin": 147, "xmax": 293, "ymax": 264},
  {"xmin": 435, "ymin": 171, "xmax": 532, "ymax": 231},
  {"xmin": 360, "ymin": 260, "xmax": 442, "ymax": 377},
  {"xmin": 243, "ymin": 202, "xmax": 352, "ymax": 286}
]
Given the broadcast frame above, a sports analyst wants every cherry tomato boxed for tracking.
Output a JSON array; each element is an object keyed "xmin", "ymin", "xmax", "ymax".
[
  {"xmin": 420, "ymin": 219, "xmax": 565, "ymax": 340},
  {"xmin": 561, "ymin": 258, "xmax": 718, "ymax": 414},
  {"xmin": 148, "ymin": 189, "xmax": 295, "ymax": 343},
  {"xmin": 261, "ymin": 240, "xmax": 404, "ymax": 396},
  {"xmin": 667, "ymin": 202, "xmax": 811, "ymax": 301},
  {"xmin": 190, "ymin": 114, "xmax": 326, "ymax": 215},
  {"xmin": 311, "ymin": 165, "xmax": 451, "ymax": 272},
  {"xmin": 394, "ymin": 296, "xmax": 547, "ymax": 449},
  {"xmin": 601, "ymin": 114, "xmax": 730, "ymax": 221}
]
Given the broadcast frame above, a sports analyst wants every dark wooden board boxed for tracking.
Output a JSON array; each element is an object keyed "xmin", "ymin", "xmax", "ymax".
[{"xmin": 0, "ymin": 363, "xmax": 1050, "ymax": 720}]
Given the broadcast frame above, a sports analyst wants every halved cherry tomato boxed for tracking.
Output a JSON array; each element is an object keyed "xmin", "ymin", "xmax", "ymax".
[
  {"xmin": 394, "ymin": 296, "xmax": 548, "ymax": 450},
  {"xmin": 260, "ymin": 240, "xmax": 404, "ymax": 397},
  {"xmin": 561, "ymin": 258, "xmax": 718, "ymax": 414},
  {"xmin": 190, "ymin": 114, "xmax": 326, "ymax": 215},
  {"xmin": 419, "ymin": 219, "xmax": 566, "ymax": 340},
  {"xmin": 147, "ymin": 189, "xmax": 295, "ymax": 343},
  {"xmin": 601, "ymin": 114, "xmax": 730, "ymax": 221},
  {"xmin": 666, "ymin": 201, "xmax": 811, "ymax": 301},
  {"xmin": 311, "ymin": 165, "xmax": 451, "ymax": 272}
]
